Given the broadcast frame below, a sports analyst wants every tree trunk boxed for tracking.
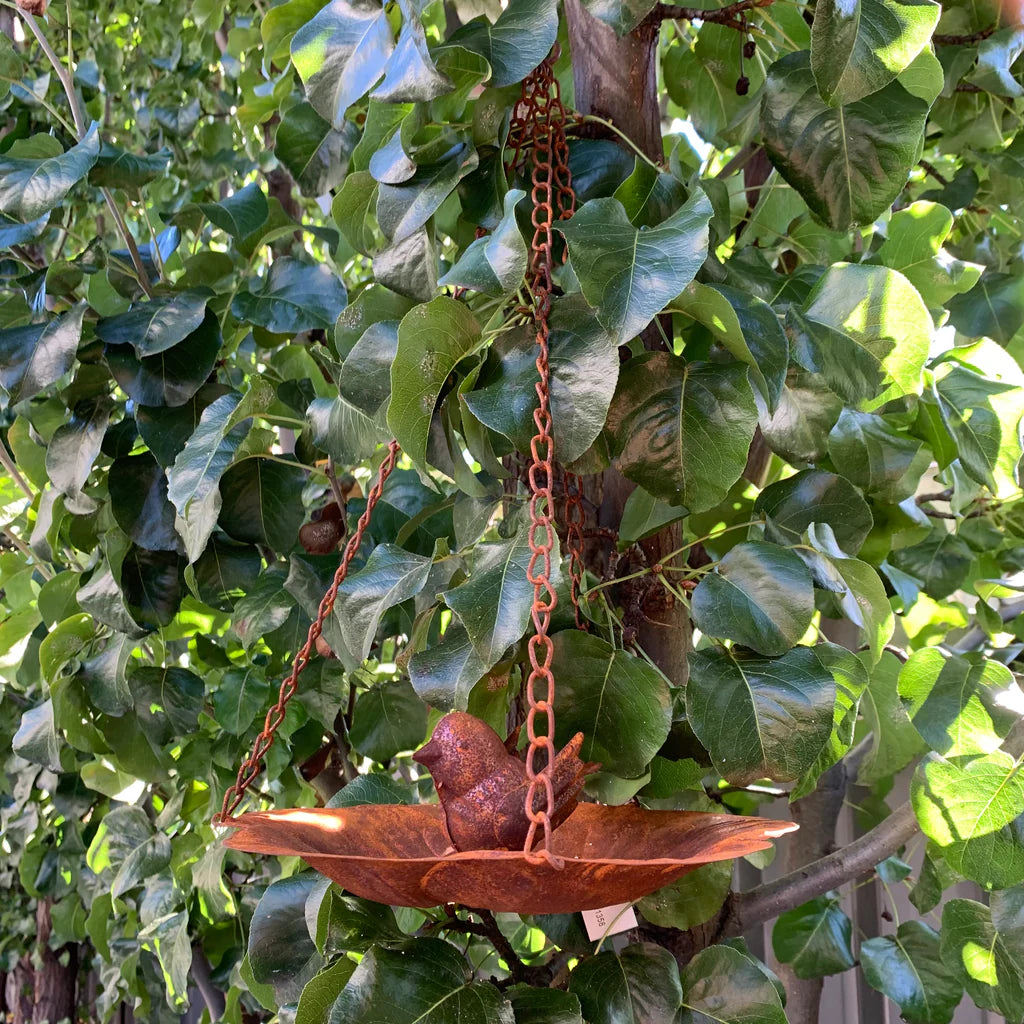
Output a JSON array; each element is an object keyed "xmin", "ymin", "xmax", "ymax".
[
  {"xmin": 563, "ymin": 0, "xmax": 691, "ymax": 682},
  {"xmin": 31, "ymin": 901, "xmax": 78, "ymax": 1024}
]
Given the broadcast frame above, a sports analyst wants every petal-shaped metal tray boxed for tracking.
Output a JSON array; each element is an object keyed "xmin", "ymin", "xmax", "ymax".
[{"xmin": 223, "ymin": 802, "xmax": 797, "ymax": 913}]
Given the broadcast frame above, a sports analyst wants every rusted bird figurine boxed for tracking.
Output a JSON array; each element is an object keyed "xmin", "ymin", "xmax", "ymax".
[{"xmin": 413, "ymin": 711, "xmax": 599, "ymax": 852}]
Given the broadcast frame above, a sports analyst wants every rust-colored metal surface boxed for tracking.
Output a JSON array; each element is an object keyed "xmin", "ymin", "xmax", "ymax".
[
  {"xmin": 412, "ymin": 712, "xmax": 598, "ymax": 851},
  {"xmin": 223, "ymin": 802, "xmax": 798, "ymax": 914}
]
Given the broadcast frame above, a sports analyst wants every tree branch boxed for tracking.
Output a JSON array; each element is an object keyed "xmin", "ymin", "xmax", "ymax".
[
  {"xmin": 19, "ymin": 9, "xmax": 154, "ymax": 297},
  {"xmin": 721, "ymin": 802, "xmax": 919, "ymax": 936},
  {"xmin": 933, "ymin": 26, "xmax": 994, "ymax": 45},
  {"xmin": 653, "ymin": 0, "xmax": 773, "ymax": 30}
]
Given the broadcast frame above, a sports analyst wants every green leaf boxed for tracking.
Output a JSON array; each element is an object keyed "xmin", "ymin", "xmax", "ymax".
[
  {"xmin": 761, "ymin": 51, "xmax": 929, "ymax": 230},
  {"xmin": 328, "ymin": 938, "xmax": 513, "ymax": 1023},
  {"xmin": 333, "ymin": 170, "xmax": 381, "ymax": 254},
  {"xmin": 772, "ymin": 895, "xmax": 856, "ymax": 979},
  {"xmin": 442, "ymin": 523, "xmax": 542, "ymax": 665},
  {"xmin": 130, "ymin": 665, "xmax": 204, "ymax": 746},
  {"xmin": 339, "ymin": 320, "xmax": 399, "ymax": 415},
  {"xmin": 861, "ymin": 922, "xmax": 963, "ymax": 1024},
  {"xmin": 192, "ymin": 535, "xmax": 262, "ymax": 610},
  {"xmin": 232, "ymin": 258, "xmax": 348, "ymax": 334},
  {"xmin": 873, "ymin": 201, "xmax": 983, "ymax": 306},
  {"xmin": 167, "ymin": 393, "xmax": 248, "ymax": 562},
  {"xmin": 105, "ymin": 308, "xmax": 222, "ymax": 408},
  {"xmin": 408, "ymin": 620, "xmax": 491, "ymax": 710},
  {"xmin": 559, "ymin": 190, "xmax": 712, "ymax": 344},
  {"xmin": 613, "ymin": 158, "xmax": 689, "ymax": 228},
  {"xmin": 810, "ymin": 0, "xmax": 939, "ymax": 106},
  {"xmin": 638, "ymin": 859, "xmax": 732, "ymax": 932},
  {"xmin": 947, "ymin": 272, "xmax": 1024, "ymax": 345},
  {"xmin": 212, "ymin": 666, "xmax": 273, "ymax": 735},
  {"xmin": 331, "ymin": 544, "xmax": 433, "ymax": 668},
  {"xmin": 109, "ymin": 451, "xmax": 180, "ymax": 553},
  {"xmin": 463, "ymin": 297, "xmax": 619, "ymax": 464},
  {"xmin": 439, "ymin": 189, "xmax": 527, "ymax": 296},
  {"xmin": 0, "ymin": 303, "xmax": 85, "ymax": 405},
  {"xmin": 857, "ymin": 650, "xmax": 927, "ymax": 785},
  {"xmin": 217, "ymin": 457, "xmax": 308, "ymax": 553},
  {"xmin": 899, "ymin": 649, "xmax": 1022, "ymax": 757},
  {"xmin": 375, "ymin": 227, "xmax": 438, "ymax": 301},
  {"xmin": 293, "ymin": 0, "xmax": 394, "ymax": 129},
  {"xmin": 86, "ymin": 805, "xmax": 171, "ymax": 900},
  {"xmin": 970, "ymin": 27, "xmax": 1024, "ymax": 96},
  {"xmin": 297, "ymin": 960, "xmax": 358, "ymax": 1024},
  {"xmin": 277, "ymin": 100, "xmax": 357, "ymax": 196},
  {"xmin": 329, "ymin": 773, "xmax": 415, "ymax": 807},
  {"xmin": 680, "ymin": 945, "xmax": 788, "ymax": 1024},
  {"xmin": 827, "ymin": 409, "xmax": 930, "ymax": 503},
  {"xmin": 619, "ymin": 487, "xmax": 687, "ymax": 544},
  {"xmin": 388, "ymin": 296, "xmax": 482, "ymax": 472},
  {"xmin": 445, "ymin": 0, "xmax": 557, "ymax": 87},
  {"xmin": 792, "ymin": 264, "xmax": 931, "ymax": 407},
  {"xmin": 912, "ymin": 751, "xmax": 1024, "ymax": 888},
  {"xmin": 887, "ymin": 529, "xmax": 973, "ymax": 601},
  {"xmin": 372, "ymin": 0, "xmax": 453, "ymax": 104},
  {"xmin": 232, "ymin": 568, "xmax": 296, "ymax": 647},
  {"xmin": 580, "ymin": 0, "xmax": 657, "ymax": 36},
  {"xmin": 758, "ymin": 367, "xmax": 844, "ymax": 463},
  {"xmin": 139, "ymin": 910, "xmax": 191, "ymax": 1010},
  {"xmin": 606, "ymin": 353, "xmax": 757, "ymax": 512},
  {"xmin": 686, "ymin": 645, "xmax": 836, "ymax": 784},
  {"xmin": 508, "ymin": 986, "xmax": 583, "ymax": 1024},
  {"xmin": 45, "ymin": 397, "xmax": 112, "ymax": 513},
  {"xmin": 551, "ymin": 630, "xmax": 672, "ymax": 777},
  {"xmin": 349, "ymin": 678, "xmax": 429, "ymax": 760},
  {"xmin": 198, "ymin": 182, "xmax": 269, "ymax": 239},
  {"xmin": 0, "ymin": 123, "xmax": 101, "ymax": 222},
  {"xmin": 691, "ymin": 541, "xmax": 814, "ymax": 657},
  {"xmin": 568, "ymin": 943, "xmax": 683, "ymax": 1024},
  {"xmin": 307, "ymin": 394, "xmax": 385, "ymax": 463},
  {"xmin": 95, "ymin": 291, "xmax": 208, "ymax": 357},
  {"xmin": 89, "ymin": 143, "xmax": 172, "ymax": 189},
  {"xmin": 755, "ymin": 469, "xmax": 873, "ymax": 555},
  {"xmin": 940, "ymin": 899, "xmax": 1024, "ymax": 1020},
  {"xmin": 137, "ymin": 382, "xmax": 233, "ymax": 467},
  {"xmin": 249, "ymin": 875, "xmax": 324, "ymax": 1004},
  {"xmin": 13, "ymin": 700, "xmax": 61, "ymax": 771}
]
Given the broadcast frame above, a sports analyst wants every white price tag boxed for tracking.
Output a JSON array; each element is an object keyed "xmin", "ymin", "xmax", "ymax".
[{"xmin": 581, "ymin": 903, "xmax": 638, "ymax": 941}]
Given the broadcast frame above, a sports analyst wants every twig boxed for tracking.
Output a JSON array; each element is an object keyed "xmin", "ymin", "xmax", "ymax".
[
  {"xmin": 441, "ymin": 909, "xmax": 550, "ymax": 985},
  {"xmin": 653, "ymin": 0, "xmax": 773, "ymax": 30},
  {"xmin": 0, "ymin": 444, "xmax": 34, "ymax": 501},
  {"xmin": 325, "ymin": 457, "xmax": 348, "ymax": 512},
  {"xmin": 933, "ymin": 26, "xmax": 994, "ymax": 45},
  {"xmin": 19, "ymin": 9, "xmax": 154, "ymax": 297},
  {"xmin": 2, "ymin": 526, "xmax": 53, "ymax": 580},
  {"xmin": 918, "ymin": 160, "xmax": 949, "ymax": 187},
  {"xmin": 955, "ymin": 82, "xmax": 984, "ymax": 93}
]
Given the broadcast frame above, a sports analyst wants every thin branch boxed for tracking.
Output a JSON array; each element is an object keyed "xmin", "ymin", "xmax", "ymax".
[
  {"xmin": 440, "ymin": 909, "xmax": 550, "ymax": 986},
  {"xmin": 654, "ymin": 0, "xmax": 774, "ymax": 30},
  {"xmin": 19, "ymin": 9, "xmax": 154, "ymax": 297},
  {"xmin": 2, "ymin": 526, "xmax": 53, "ymax": 579},
  {"xmin": 918, "ymin": 160, "xmax": 949, "ymax": 187},
  {"xmin": 722, "ymin": 802, "xmax": 920, "ymax": 936},
  {"xmin": 0, "ymin": 444, "xmax": 34, "ymax": 501},
  {"xmin": 933, "ymin": 25, "xmax": 994, "ymax": 45}
]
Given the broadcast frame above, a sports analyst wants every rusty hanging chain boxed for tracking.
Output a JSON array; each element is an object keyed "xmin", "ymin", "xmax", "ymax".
[
  {"xmin": 216, "ymin": 440, "xmax": 401, "ymax": 824},
  {"xmin": 509, "ymin": 49, "xmax": 578, "ymax": 866}
]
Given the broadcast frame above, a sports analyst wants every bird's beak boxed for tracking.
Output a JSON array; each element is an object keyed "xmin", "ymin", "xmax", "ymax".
[{"xmin": 414, "ymin": 738, "xmax": 440, "ymax": 767}]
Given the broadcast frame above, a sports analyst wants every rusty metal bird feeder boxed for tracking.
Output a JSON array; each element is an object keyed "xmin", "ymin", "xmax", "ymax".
[{"xmin": 216, "ymin": 50, "xmax": 796, "ymax": 913}]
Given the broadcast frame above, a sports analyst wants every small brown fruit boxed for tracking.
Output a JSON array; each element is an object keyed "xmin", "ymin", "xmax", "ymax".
[{"xmin": 735, "ymin": 75, "xmax": 750, "ymax": 96}]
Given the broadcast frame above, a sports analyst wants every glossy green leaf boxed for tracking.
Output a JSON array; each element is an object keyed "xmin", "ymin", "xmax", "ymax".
[
  {"xmin": 105, "ymin": 308, "xmax": 222, "ymax": 408},
  {"xmin": 899, "ymin": 648, "xmax": 1022, "ymax": 757},
  {"xmin": 613, "ymin": 158, "xmax": 688, "ymax": 228},
  {"xmin": 45, "ymin": 397, "xmax": 112, "ymax": 513},
  {"xmin": 375, "ymin": 227, "xmax": 438, "ymax": 300},
  {"xmin": 947, "ymin": 272, "xmax": 1024, "ymax": 345},
  {"xmin": 508, "ymin": 986, "xmax": 583, "ymax": 1024},
  {"xmin": 86, "ymin": 805, "xmax": 172, "ymax": 900},
  {"xmin": 827, "ymin": 409, "xmax": 930, "ymax": 502},
  {"xmin": 408, "ymin": 620, "xmax": 491, "ymax": 710},
  {"xmin": 568, "ymin": 943, "xmax": 683, "ymax": 1024},
  {"xmin": 445, "ymin": 0, "xmax": 557, "ymax": 87},
  {"xmin": 772, "ymin": 895, "xmax": 855, "ymax": 979},
  {"xmin": 0, "ymin": 303, "xmax": 85, "ymax": 405},
  {"xmin": 873, "ymin": 201, "xmax": 982, "ymax": 306},
  {"xmin": 89, "ymin": 143, "xmax": 172, "ymax": 189},
  {"xmin": 328, "ymin": 938, "xmax": 513, "ymax": 1023},
  {"xmin": 887, "ymin": 529, "xmax": 973, "ymax": 601},
  {"xmin": 12, "ymin": 700, "xmax": 61, "ymax": 771},
  {"xmin": 686, "ymin": 645, "xmax": 835, "ymax": 784},
  {"xmin": 388, "ymin": 296, "xmax": 482, "ymax": 472},
  {"xmin": 442, "ymin": 523, "xmax": 542, "ymax": 665},
  {"xmin": 212, "ymin": 666, "xmax": 273, "ymax": 735},
  {"xmin": 372, "ymin": 0, "xmax": 454, "ymax": 103},
  {"xmin": 691, "ymin": 541, "xmax": 814, "ymax": 657},
  {"xmin": 307, "ymin": 394, "xmax": 385, "ymax": 463},
  {"xmin": 861, "ymin": 922, "xmax": 963, "ymax": 1024},
  {"xmin": 297, "ymin": 960, "xmax": 358, "ymax": 1024},
  {"xmin": 349, "ymin": 679, "xmax": 429, "ymax": 760},
  {"xmin": 232, "ymin": 568, "xmax": 296, "ymax": 647},
  {"xmin": 292, "ymin": 0, "xmax": 394, "ymax": 129},
  {"xmin": 761, "ymin": 51, "xmax": 929, "ymax": 229},
  {"xmin": 912, "ymin": 751, "xmax": 1024, "ymax": 888},
  {"xmin": 331, "ymin": 544, "xmax": 432, "ymax": 667},
  {"xmin": 857, "ymin": 650, "xmax": 927, "ymax": 785},
  {"xmin": 217, "ymin": 457, "xmax": 308, "ymax": 553},
  {"xmin": 339, "ymin": 320, "xmax": 399, "ymax": 415},
  {"xmin": 439, "ymin": 189, "xmax": 527, "ymax": 296},
  {"xmin": 130, "ymin": 665, "xmax": 203, "ymax": 745},
  {"xmin": 638, "ymin": 859, "xmax": 732, "ymax": 932},
  {"xmin": 95, "ymin": 291, "xmax": 208, "ymax": 358},
  {"xmin": 0, "ymin": 123, "xmax": 101, "ymax": 223},
  {"xmin": 559, "ymin": 190, "xmax": 712, "ymax": 344},
  {"xmin": 277, "ymin": 101, "xmax": 357, "ymax": 196},
  {"xmin": 811, "ymin": 0, "xmax": 939, "ymax": 106},
  {"xmin": 198, "ymin": 182, "xmax": 269, "ymax": 239},
  {"xmin": 108, "ymin": 452, "xmax": 180, "ymax": 553},
  {"xmin": 232, "ymin": 258, "xmax": 347, "ymax": 334},
  {"xmin": 167, "ymin": 393, "xmax": 248, "ymax": 562},
  {"xmin": 940, "ymin": 899, "xmax": 1024, "ymax": 1020},
  {"xmin": 755, "ymin": 469, "xmax": 873, "ymax": 555},
  {"xmin": 679, "ymin": 945, "xmax": 788, "ymax": 1024},
  {"xmin": 551, "ymin": 630, "xmax": 672, "ymax": 777},
  {"xmin": 606, "ymin": 353, "xmax": 757, "ymax": 512}
]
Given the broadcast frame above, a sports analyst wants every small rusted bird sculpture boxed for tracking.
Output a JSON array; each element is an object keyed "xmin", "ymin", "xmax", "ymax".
[{"xmin": 413, "ymin": 712, "xmax": 599, "ymax": 852}]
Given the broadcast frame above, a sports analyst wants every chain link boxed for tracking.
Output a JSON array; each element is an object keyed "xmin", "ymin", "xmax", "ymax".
[
  {"xmin": 216, "ymin": 441, "xmax": 401, "ymax": 823},
  {"xmin": 509, "ymin": 49, "xmax": 578, "ymax": 866}
]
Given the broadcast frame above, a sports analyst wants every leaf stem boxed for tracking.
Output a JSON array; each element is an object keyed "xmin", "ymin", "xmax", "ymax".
[
  {"xmin": 0, "ymin": 443, "xmax": 34, "ymax": 501},
  {"xmin": 578, "ymin": 114, "xmax": 663, "ymax": 172},
  {"xmin": 19, "ymin": 8, "xmax": 154, "ymax": 298},
  {"xmin": 2, "ymin": 526, "xmax": 53, "ymax": 580}
]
